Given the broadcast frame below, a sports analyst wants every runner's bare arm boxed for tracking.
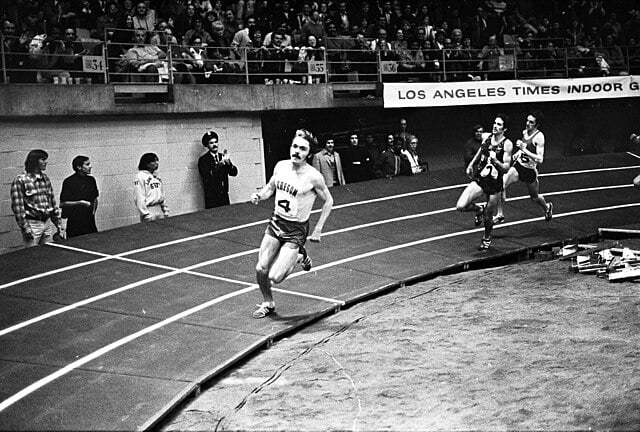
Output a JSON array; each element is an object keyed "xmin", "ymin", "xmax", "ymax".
[
  {"xmin": 250, "ymin": 165, "xmax": 278, "ymax": 204},
  {"xmin": 495, "ymin": 139, "xmax": 513, "ymax": 173},
  {"xmin": 309, "ymin": 173, "xmax": 333, "ymax": 242},
  {"xmin": 466, "ymin": 146, "xmax": 483, "ymax": 177},
  {"xmin": 517, "ymin": 134, "xmax": 545, "ymax": 164}
]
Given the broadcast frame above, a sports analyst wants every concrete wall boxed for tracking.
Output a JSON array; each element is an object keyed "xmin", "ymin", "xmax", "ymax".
[{"xmin": 0, "ymin": 112, "xmax": 265, "ymax": 253}]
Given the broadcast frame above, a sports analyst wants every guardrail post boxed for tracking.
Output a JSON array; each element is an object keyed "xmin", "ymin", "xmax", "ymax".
[
  {"xmin": 103, "ymin": 43, "xmax": 109, "ymax": 84},
  {"xmin": 1, "ymin": 34, "xmax": 7, "ymax": 84}
]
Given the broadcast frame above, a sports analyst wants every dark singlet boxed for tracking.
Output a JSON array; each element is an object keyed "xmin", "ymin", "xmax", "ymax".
[{"xmin": 473, "ymin": 134, "xmax": 506, "ymax": 195}]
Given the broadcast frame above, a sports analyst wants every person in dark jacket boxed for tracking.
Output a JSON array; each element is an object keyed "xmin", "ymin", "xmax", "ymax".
[{"xmin": 198, "ymin": 131, "xmax": 239, "ymax": 209}]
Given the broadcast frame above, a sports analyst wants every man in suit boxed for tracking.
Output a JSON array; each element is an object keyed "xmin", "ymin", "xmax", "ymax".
[
  {"xmin": 312, "ymin": 137, "xmax": 345, "ymax": 187},
  {"xmin": 198, "ymin": 131, "xmax": 239, "ymax": 209}
]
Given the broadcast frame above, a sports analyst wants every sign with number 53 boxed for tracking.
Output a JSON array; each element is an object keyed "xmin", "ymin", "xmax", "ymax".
[{"xmin": 82, "ymin": 56, "xmax": 105, "ymax": 73}]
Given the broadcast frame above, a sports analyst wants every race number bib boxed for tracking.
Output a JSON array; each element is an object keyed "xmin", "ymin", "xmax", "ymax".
[
  {"xmin": 274, "ymin": 190, "xmax": 299, "ymax": 219},
  {"xmin": 480, "ymin": 163, "xmax": 498, "ymax": 179}
]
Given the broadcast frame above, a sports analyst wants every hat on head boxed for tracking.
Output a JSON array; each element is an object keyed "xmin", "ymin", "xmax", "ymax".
[{"xmin": 202, "ymin": 131, "xmax": 218, "ymax": 146}]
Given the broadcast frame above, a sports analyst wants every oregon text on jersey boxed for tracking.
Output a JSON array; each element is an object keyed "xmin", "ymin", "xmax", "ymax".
[{"xmin": 275, "ymin": 180, "xmax": 298, "ymax": 197}]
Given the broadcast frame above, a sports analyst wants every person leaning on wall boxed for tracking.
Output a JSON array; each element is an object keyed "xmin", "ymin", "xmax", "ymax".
[{"xmin": 198, "ymin": 130, "xmax": 239, "ymax": 209}]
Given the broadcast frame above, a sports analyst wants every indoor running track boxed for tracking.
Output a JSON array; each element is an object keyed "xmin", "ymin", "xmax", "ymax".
[{"xmin": 1, "ymin": 152, "xmax": 639, "ymax": 430}]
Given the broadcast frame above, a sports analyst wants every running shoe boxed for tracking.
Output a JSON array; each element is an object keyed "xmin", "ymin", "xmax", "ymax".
[
  {"xmin": 299, "ymin": 246, "xmax": 312, "ymax": 271},
  {"xmin": 493, "ymin": 215, "xmax": 505, "ymax": 224},
  {"xmin": 545, "ymin": 201, "xmax": 554, "ymax": 222},
  {"xmin": 474, "ymin": 204, "xmax": 485, "ymax": 227},
  {"xmin": 252, "ymin": 303, "xmax": 275, "ymax": 319},
  {"xmin": 478, "ymin": 237, "xmax": 491, "ymax": 250}
]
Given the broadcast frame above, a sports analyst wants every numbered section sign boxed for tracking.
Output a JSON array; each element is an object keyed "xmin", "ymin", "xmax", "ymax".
[
  {"xmin": 380, "ymin": 61, "xmax": 398, "ymax": 74},
  {"xmin": 82, "ymin": 56, "xmax": 105, "ymax": 73},
  {"xmin": 307, "ymin": 60, "xmax": 326, "ymax": 75}
]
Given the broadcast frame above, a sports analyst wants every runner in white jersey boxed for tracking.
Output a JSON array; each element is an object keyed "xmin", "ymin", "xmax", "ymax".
[
  {"xmin": 250, "ymin": 129, "xmax": 333, "ymax": 319},
  {"xmin": 494, "ymin": 111, "xmax": 553, "ymax": 224}
]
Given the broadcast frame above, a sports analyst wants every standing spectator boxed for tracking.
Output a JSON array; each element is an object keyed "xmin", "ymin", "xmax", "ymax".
[
  {"xmin": 402, "ymin": 135, "xmax": 428, "ymax": 174},
  {"xmin": 376, "ymin": 135, "xmax": 410, "ymax": 178},
  {"xmin": 134, "ymin": 152, "xmax": 169, "ymax": 221},
  {"xmin": 60, "ymin": 156, "xmax": 99, "ymax": 238},
  {"xmin": 312, "ymin": 137, "xmax": 345, "ymax": 187},
  {"xmin": 477, "ymin": 33, "xmax": 504, "ymax": 80},
  {"xmin": 300, "ymin": 10, "xmax": 326, "ymax": 46},
  {"xmin": 470, "ymin": 6, "xmax": 488, "ymax": 48},
  {"xmin": 11, "ymin": 149, "xmax": 62, "ymax": 248},
  {"xmin": 396, "ymin": 118, "xmax": 412, "ymax": 149},
  {"xmin": 198, "ymin": 131, "xmax": 239, "ymax": 208},
  {"xmin": 342, "ymin": 132, "xmax": 375, "ymax": 183},
  {"xmin": 463, "ymin": 124, "xmax": 484, "ymax": 170},
  {"xmin": 232, "ymin": 15, "xmax": 257, "ymax": 47}
]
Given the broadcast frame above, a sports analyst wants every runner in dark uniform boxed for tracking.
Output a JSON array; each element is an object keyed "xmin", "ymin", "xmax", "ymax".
[{"xmin": 456, "ymin": 114, "xmax": 513, "ymax": 250}]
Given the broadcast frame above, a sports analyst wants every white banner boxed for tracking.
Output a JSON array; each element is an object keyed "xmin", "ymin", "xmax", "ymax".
[{"xmin": 383, "ymin": 75, "xmax": 640, "ymax": 108}]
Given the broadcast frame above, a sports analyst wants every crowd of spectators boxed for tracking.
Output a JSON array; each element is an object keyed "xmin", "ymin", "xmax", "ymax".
[{"xmin": 2, "ymin": 0, "xmax": 640, "ymax": 83}]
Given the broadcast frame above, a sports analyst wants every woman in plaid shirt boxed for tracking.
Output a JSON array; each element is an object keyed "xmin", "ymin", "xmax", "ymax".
[{"xmin": 11, "ymin": 149, "xmax": 62, "ymax": 247}]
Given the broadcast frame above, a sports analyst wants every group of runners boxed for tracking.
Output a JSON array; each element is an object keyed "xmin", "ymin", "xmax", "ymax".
[{"xmin": 249, "ymin": 111, "xmax": 554, "ymax": 319}]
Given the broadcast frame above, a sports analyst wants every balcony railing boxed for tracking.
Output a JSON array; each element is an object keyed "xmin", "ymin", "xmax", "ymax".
[{"xmin": 3, "ymin": 31, "xmax": 639, "ymax": 86}]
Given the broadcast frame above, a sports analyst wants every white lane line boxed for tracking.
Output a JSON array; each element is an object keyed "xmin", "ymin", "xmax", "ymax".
[
  {"xmin": 627, "ymin": 152, "xmax": 640, "ymax": 159},
  {"xmin": 0, "ymin": 256, "xmax": 112, "ymax": 290},
  {"xmin": 539, "ymin": 164, "xmax": 640, "ymax": 177},
  {"xmin": 1, "ymin": 202, "xmax": 638, "ymax": 413},
  {"xmin": 271, "ymin": 287, "xmax": 345, "ymax": 305},
  {"xmin": 1, "ymin": 183, "xmax": 633, "ymax": 292},
  {"xmin": 47, "ymin": 243, "xmax": 256, "ymax": 287}
]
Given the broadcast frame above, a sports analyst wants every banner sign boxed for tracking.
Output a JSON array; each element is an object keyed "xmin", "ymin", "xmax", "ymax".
[{"xmin": 383, "ymin": 75, "xmax": 640, "ymax": 108}]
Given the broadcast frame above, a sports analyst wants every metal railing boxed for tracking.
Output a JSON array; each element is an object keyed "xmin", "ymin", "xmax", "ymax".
[{"xmin": 2, "ymin": 31, "xmax": 639, "ymax": 86}]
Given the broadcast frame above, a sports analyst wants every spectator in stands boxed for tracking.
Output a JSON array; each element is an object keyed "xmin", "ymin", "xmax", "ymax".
[
  {"xmin": 62, "ymin": 26, "xmax": 93, "ymax": 75},
  {"xmin": 183, "ymin": 17, "xmax": 214, "ymax": 46},
  {"xmin": 300, "ymin": 10, "xmax": 326, "ymax": 46},
  {"xmin": 221, "ymin": 8, "xmax": 238, "ymax": 46},
  {"xmin": 176, "ymin": 2, "xmax": 198, "ymax": 38},
  {"xmin": 246, "ymin": 26, "xmax": 268, "ymax": 83},
  {"xmin": 263, "ymin": 30, "xmax": 293, "ymax": 83},
  {"xmin": 477, "ymin": 33, "xmax": 504, "ymax": 80},
  {"xmin": 621, "ymin": 9, "xmax": 640, "ymax": 44},
  {"xmin": 398, "ymin": 38, "xmax": 427, "ymax": 80},
  {"xmin": 349, "ymin": 31, "xmax": 376, "ymax": 80},
  {"xmin": 11, "ymin": 149, "xmax": 63, "ymax": 247},
  {"xmin": 599, "ymin": 33, "xmax": 627, "ymax": 75},
  {"xmin": 60, "ymin": 155, "xmax": 99, "ymax": 238},
  {"xmin": 342, "ymin": 133, "xmax": 375, "ymax": 183},
  {"xmin": 92, "ymin": 2, "xmax": 124, "ymax": 40},
  {"xmin": 463, "ymin": 124, "xmax": 484, "ymax": 169},
  {"xmin": 371, "ymin": 28, "xmax": 396, "ymax": 61},
  {"xmin": 232, "ymin": 15, "xmax": 256, "ymax": 47},
  {"xmin": 272, "ymin": 0, "xmax": 298, "ymax": 33},
  {"xmin": 132, "ymin": 1, "xmax": 155, "ymax": 31},
  {"xmin": 402, "ymin": 135, "xmax": 427, "ymax": 174},
  {"xmin": 628, "ymin": 37, "xmax": 640, "ymax": 75},
  {"xmin": 538, "ymin": 41, "xmax": 564, "ymax": 77},
  {"xmin": 470, "ymin": 6, "xmax": 488, "ymax": 48},
  {"xmin": 187, "ymin": 35, "xmax": 210, "ymax": 83},
  {"xmin": 27, "ymin": 27, "xmax": 70, "ymax": 83},
  {"xmin": 168, "ymin": 36, "xmax": 196, "ymax": 84},
  {"xmin": 122, "ymin": 28, "xmax": 167, "ymax": 82},
  {"xmin": 77, "ymin": 0, "xmax": 100, "ymax": 31},
  {"xmin": 1, "ymin": 19, "xmax": 29, "ymax": 83},
  {"xmin": 312, "ymin": 137, "xmax": 345, "ymax": 187},
  {"xmin": 391, "ymin": 28, "xmax": 408, "ymax": 52},
  {"xmin": 325, "ymin": 21, "xmax": 353, "ymax": 80},
  {"xmin": 151, "ymin": 21, "xmax": 178, "ymax": 45},
  {"xmin": 159, "ymin": 0, "xmax": 186, "ymax": 29},
  {"xmin": 331, "ymin": 1, "xmax": 352, "ymax": 36},
  {"xmin": 264, "ymin": 21, "xmax": 292, "ymax": 48},
  {"xmin": 41, "ymin": 0, "xmax": 77, "ymax": 30},
  {"xmin": 296, "ymin": 2, "xmax": 313, "ymax": 29}
]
